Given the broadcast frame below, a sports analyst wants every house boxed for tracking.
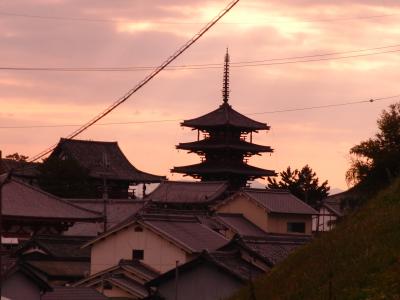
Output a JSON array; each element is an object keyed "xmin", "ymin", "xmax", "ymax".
[
  {"xmin": 0, "ymin": 158, "xmax": 39, "ymax": 185},
  {"xmin": 0, "ymin": 178, "xmax": 103, "ymax": 241},
  {"xmin": 64, "ymin": 199, "xmax": 146, "ymax": 236},
  {"xmin": 214, "ymin": 189, "xmax": 318, "ymax": 235},
  {"xmin": 213, "ymin": 213, "xmax": 268, "ymax": 239},
  {"xmin": 74, "ymin": 259, "xmax": 159, "ymax": 299},
  {"xmin": 144, "ymin": 180, "xmax": 229, "ymax": 209},
  {"xmin": 0, "ymin": 255, "xmax": 52, "ymax": 300},
  {"xmin": 49, "ymin": 138, "xmax": 165, "ymax": 198},
  {"xmin": 147, "ymin": 250, "xmax": 265, "ymax": 300},
  {"xmin": 83, "ymin": 213, "xmax": 228, "ymax": 274},
  {"xmin": 15, "ymin": 235, "xmax": 92, "ymax": 285},
  {"xmin": 313, "ymin": 192, "xmax": 346, "ymax": 232}
]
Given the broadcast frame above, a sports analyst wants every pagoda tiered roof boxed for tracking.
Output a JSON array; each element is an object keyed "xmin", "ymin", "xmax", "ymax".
[
  {"xmin": 182, "ymin": 102, "xmax": 269, "ymax": 131},
  {"xmin": 177, "ymin": 139, "xmax": 273, "ymax": 154},
  {"xmin": 172, "ymin": 162, "xmax": 276, "ymax": 179}
]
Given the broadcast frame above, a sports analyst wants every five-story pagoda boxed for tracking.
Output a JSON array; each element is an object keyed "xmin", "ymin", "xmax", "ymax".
[{"xmin": 172, "ymin": 50, "xmax": 276, "ymax": 188}]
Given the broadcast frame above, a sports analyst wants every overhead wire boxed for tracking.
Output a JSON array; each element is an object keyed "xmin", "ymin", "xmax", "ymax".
[
  {"xmin": 2, "ymin": 43, "xmax": 400, "ymax": 72},
  {"xmin": 0, "ymin": 10, "xmax": 399, "ymax": 24},
  {"xmin": 1, "ymin": 94, "xmax": 398, "ymax": 130},
  {"xmin": 26, "ymin": 0, "xmax": 240, "ymax": 163}
]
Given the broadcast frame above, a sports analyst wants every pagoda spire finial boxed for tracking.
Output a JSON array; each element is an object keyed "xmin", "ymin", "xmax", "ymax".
[{"xmin": 222, "ymin": 48, "xmax": 230, "ymax": 104}]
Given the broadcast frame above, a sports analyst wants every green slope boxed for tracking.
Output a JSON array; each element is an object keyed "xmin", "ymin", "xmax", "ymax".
[{"xmin": 231, "ymin": 180, "xmax": 400, "ymax": 300}]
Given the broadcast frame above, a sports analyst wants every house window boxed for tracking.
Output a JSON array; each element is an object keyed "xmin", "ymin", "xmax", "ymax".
[
  {"xmin": 132, "ymin": 249, "xmax": 144, "ymax": 260},
  {"xmin": 287, "ymin": 222, "xmax": 306, "ymax": 233}
]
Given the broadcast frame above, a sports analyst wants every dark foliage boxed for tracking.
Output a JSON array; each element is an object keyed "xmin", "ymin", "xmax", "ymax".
[
  {"xmin": 37, "ymin": 156, "xmax": 98, "ymax": 198},
  {"xmin": 267, "ymin": 165, "xmax": 330, "ymax": 207},
  {"xmin": 346, "ymin": 102, "xmax": 400, "ymax": 191},
  {"xmin": 5, "ymin": 153, "xmax": 28, "ymax": 162}
]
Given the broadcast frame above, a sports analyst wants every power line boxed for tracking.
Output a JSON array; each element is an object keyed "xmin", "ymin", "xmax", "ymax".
[
  {"xmin": 27, "ymin": 0, "xmax": 240, "ymax": 163},
  {"xmin": 2, "ymin": 44, "xmax": 400, "ymax": 72},
  {"xmin": 1, "ymin": 94, "xmax": 398, "ymax": 130},
  {"xmin": 0, "ymin": 10, "xmax": 398, "ymax": 25}
]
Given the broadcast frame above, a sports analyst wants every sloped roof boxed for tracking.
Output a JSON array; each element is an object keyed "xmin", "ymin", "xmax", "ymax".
[
  {"xmin": 148, "ymin": 250, "xmax": 265, "ymax": 287},
  {"xmin": 241, "ymin": 234, "xmax": 311, "ymax": 266},
  {"xmin": 51, "ymin": 138, "xmax": 165, "ymax": 182},
  {"xmin": 65, "ymin": 199, "xmax": 146, "ymax": 236},
  {"xmin": 84, "ymin": 213, "xmax": 228, "ymax": 254},
  {"xmin": 215, "ymin": 213, "xmax": 268, "ymax": 237},
  {"xmin": 27, "ymin": 260, "xmax": 89, "ymax": 278},
  {"xmin": 74, "ymin": 259, "xmax": 159, "ymax": 299},
  {"xmin": 1, "ymin": 179, "xmax": 102, "ymax": 221},
  {"xmin": 141, "ymin": 214, "xmax": 228, "ymax": 253},
  {"xmin": 145, "ymin": 181, "xmax": 228, "ymax": 204},
  {"xmin": 42, "ymin": 287, "xmax": 108, "ymax": 300},
  {"xmin": 182, "ymin": 102, "xmax": 269, "ymax": 131},
  {"xmin": 243, "ymin": 189, "xmax": 318, "ymax": 215},
  {"xmin": 17, "ymin": 235, "xmax": 91, "ymax": 259}
]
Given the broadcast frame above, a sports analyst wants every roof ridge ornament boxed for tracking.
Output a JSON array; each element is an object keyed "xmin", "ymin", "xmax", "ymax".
[{"xmin": 222, "ymin": 48, "xmax": 230, "ymax": 104}]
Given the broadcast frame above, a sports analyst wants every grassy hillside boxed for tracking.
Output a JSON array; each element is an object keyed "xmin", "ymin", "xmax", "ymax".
[{"xmin": 232, "ymin": 180, "xmax": 400, "ymax": 300}]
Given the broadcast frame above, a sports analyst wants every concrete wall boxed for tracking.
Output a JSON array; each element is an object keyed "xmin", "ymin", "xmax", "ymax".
[
  {"xmin": 217, "ymin": 194, "xmax": 269, "ymax": 231},
  {"xmin": 2, "ymin": 272, "xmax": 42, "ymax": 300},
  {"xmin": 90, "ymin": 223, "xmax": 187, "ymax": 274},
  {"xmin": 156, "ymin": 264, "xmax": 243, "ymax": 300},
  {"xmin": 268, "ymin": 214, "xmax": 312, "ymax": 235}
]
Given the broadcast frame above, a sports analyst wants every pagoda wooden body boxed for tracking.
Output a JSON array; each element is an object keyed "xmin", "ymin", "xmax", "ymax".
[{"xmin": 172, "ymin": 51, "xmax": 276, "ymax": 188}]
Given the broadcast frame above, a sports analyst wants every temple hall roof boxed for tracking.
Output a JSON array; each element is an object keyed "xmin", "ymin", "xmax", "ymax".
[
  {"xmin": 181, "ymin": 102, "xmax": 269, "ymax": 131},
  {"xmin": 51, "ymin": 138, "xmax": 165, "ymax": 183}
]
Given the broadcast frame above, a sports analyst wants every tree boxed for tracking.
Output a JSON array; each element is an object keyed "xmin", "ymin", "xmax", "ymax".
[
  {"xmin": 267, "ymin": 165, "xmax": 330, "ymax": 207},
  {"xmin": 346, "ymin": 103, "xmax": 400, "ymax": 190},
  {"xmin": 5, "ymin": 153, "xmax": 29, "ymax": 162},
  {"xmin": 37, "ymin": 156, "xmax": 98, "ymax": 198}
]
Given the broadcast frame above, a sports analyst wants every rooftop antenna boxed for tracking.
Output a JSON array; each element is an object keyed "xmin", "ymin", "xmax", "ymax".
[{"xmin": 222, "ymin": 48, "xmax": 230, "ymax": 104}]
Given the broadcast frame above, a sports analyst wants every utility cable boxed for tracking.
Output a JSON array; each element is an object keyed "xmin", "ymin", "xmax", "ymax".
[
  {"xmin": 26, "ymin": 0, "xmax": 240, "ymax": 163},
  {"xmin": 1, "ymin": 94, "xmax": 398, "ymax": 130},
  {"xmin": 2, "ymin": 43, "xmax": 400, "ymax": 72}
]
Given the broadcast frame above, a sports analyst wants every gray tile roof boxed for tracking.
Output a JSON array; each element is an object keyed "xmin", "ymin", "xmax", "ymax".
[
  {"xmin": 141, "ymin": 214, "xmax": 228, "ymax": 253},
  {"xmin": 74, "ymin": 259, "xmax": 159, "ymax": 299},
  {"xmin": 27, "ymin": 260, "xmax": 90, "ymax": 278},
  {"xmin": 243, "ymin": 189, "xmax": 318, "ymax": 215},
  {"xmin": 51, "ymin": 138, "xmax": 165, "ymax": 182},
  {"xmin": 241, "ymin": 234, "xmax": 312, "ymax": 266},
  {"xmin": 64, "ymin": 199, "xmax": 146, "ymax": 236},
  {"xmin": 17, "ymin": 235, "xmax": 91, "ymax": 259},
  {"xmin": 1, "ymin": 179, "xmax": 102, "ymax": 221},
  {"xmin": 42, "ymin": 287, "xmax": 108, "ymax": 300},
  {"xmin": 145, "ymin": 180, "xmax": 228, "ymax": 204},
  {"xmin": 215, "ymin": 213, "xmax": 268, "ymax": 237}
]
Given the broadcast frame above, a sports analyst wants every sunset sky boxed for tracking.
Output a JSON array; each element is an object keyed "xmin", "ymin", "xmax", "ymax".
[{"xmin": 1, "ymin": 0, "xmax": 400, "ymax": 192}]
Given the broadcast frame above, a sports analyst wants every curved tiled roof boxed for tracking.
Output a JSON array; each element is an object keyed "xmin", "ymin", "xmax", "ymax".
[
  {"xmin": 182, "ymin": 103, "xmax": 269, "ymax": 131},
  {"xmin": 2, "ymin": 179, "xmax": 102, "ymax": 221},
  {"xmin": 51, "ymin": 138, "xmax": 165, "ymax": 183}
]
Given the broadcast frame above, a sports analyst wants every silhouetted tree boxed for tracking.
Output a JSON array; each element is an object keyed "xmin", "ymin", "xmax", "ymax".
[
  {"xmin": 346, "ymin": 102, "xmax": 400, "ymax": 190},
  {"xmin": 268, "ymin": 165, "xmax": 330, "ymax": 207},
  {"xmin": 5, "ymin": 153, "xmax": 28, "ymax": 162},
  {"xmin": 37, "ymin": 156, "xmax": 97, "ymax": 198}
]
